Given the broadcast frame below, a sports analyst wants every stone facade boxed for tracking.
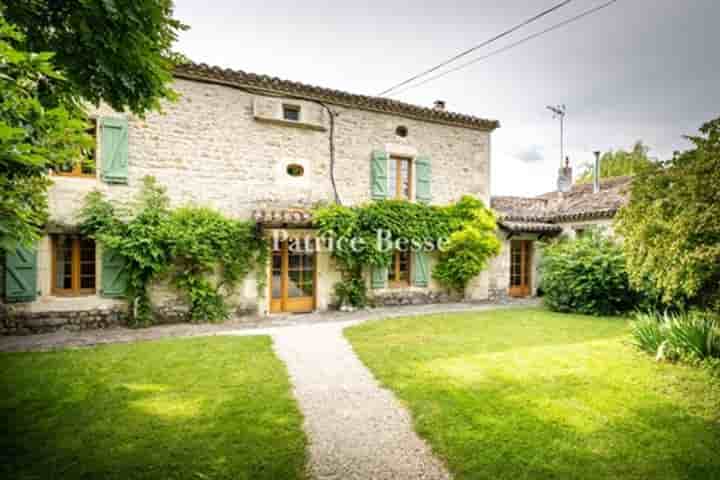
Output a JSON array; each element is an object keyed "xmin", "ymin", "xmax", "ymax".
[{"xmin": 3, "ymin": 72, "xmax": 498, "ymax": 333}]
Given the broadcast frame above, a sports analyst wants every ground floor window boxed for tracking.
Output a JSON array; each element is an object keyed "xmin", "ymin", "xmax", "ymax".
[
  {"xmin": 52, "ymin": 235, "xmax": 96, "ymax": 295},
  {"xmin": 388, "ymin": 250, "xmax": 411, "ymax": 288}
]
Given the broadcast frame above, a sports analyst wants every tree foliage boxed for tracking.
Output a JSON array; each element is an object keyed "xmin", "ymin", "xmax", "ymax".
[
  {"xmin": 576, "ymin": 141, "xmax": 655, "ymax": 183},
  {"xmin": 0, "ymin": 16, "xmax": 91, "ymax": 249},
  {"xmin": 615, "ymin": 118, "xmax": 720, "ymax": 312},
  {"xmin": 80, "ymin": 177, "xmax": 267, "ymax": 327},
  {"xmin": 2, "ymin": 0, "xmax": 187, "ymax": 115},
  {"xmin": 539, "ymin": 230, "xmax": 637, "ymax": 316},
  {"xmin": 0, "ymin": 2, "xmax": 186, "ymax": 250}
]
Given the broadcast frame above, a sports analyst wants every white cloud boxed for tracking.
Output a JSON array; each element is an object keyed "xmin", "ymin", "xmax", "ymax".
[{"xmin": 515, "ymin": 145, "xmax": 544, "ymax": 163}]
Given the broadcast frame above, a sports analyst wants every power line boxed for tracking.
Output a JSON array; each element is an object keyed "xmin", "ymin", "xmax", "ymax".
[
  {"xmin": 377, "ymin": 0, "xmax": 574, "ymax": 96},
  {"xmin": 389, "ymin": 0, "xmax": 619, "ymax": 97}
]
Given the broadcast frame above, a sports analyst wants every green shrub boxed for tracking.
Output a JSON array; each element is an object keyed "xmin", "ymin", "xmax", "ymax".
[
  {"xmin": 80, "ymin": 177, "xmax": 267, "ymax": 326},
  {"xmin": 333, "ymin": 276, "xmax": 368, "ymax": 308},
  {"xmin": 539, "ymin": 230, "xmax": 636, "ymax": 315}
]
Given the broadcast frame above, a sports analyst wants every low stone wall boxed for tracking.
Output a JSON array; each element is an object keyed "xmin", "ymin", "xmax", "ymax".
[
  {"xmin": 370, "ymin": 290, "xmax": 461, "ymax": 307},
  {"xmin": 1, "ymin": 304, "xmax": 129, "ymax": 336}
]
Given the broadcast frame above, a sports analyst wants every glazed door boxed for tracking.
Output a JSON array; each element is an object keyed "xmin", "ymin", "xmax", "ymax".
[
  {"xmin": 270, "ymin": 241, "xmax": 316, "ymax": 313},
  {"xmin": 509, "ymin": 240, "xmax": 532, "ymax": 298}
]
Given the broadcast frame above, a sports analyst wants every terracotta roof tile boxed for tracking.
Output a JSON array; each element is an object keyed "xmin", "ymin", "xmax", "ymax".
[
  {"xmin": 492, "ymin": 176, "xmax": 633, "ymax": 228},
  {"xmin": 253, "ymin": 208, "xmax": 313, "ymax": 226},
  {"xmin": 174, "ymin": 62, "xmax": 499, "ymax": 132}
]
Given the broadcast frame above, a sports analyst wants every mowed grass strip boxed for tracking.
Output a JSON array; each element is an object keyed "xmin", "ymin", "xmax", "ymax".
[
  {"xmin": 346, "ymin": 308, "xmax": 720, "ymax": 480},
  {"xmin": 1, "ymin": 336, "xmax": 307, "ymax": 480}
]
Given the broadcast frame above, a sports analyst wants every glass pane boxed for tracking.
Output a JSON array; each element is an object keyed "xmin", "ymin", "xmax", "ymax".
[
  {"xmin": 289, "ymin": 254, "xmax": 302, "ymax": 269},
  {"xmin": 55, "ymin": 236, "xmax": 73, "ymax": 290},
  {"xmin": 81, "ymin": 120, "xmax": 97, "ymax": 174},
  {"xmin": 80, "ymin": 275, "xmax": 95, "ymax": 289},
  {"xmin": 301, "ymin": 280, "xmax": 314, "ymax": 296},
  {"xmin": 272, "ymin": 273, "xmax": 282, "ymax": 298},
  {"xmin": 400, "ymin": 159, "xmax": 410, "ymax": 199},
  {"xmin": 57, "ymin": 160, "xmax": 77, "ymax": 174},
  {"xmin": 272, "ymin": 254, "xmax": 282, "ymax": 270},
  {"xmin": 288, "ymin": 270, "xmax": 302, "ymax": 297},
  {"xmin": 302, "ymin": 253, "xmax": 314, "ymax": 270},
  {"xmin": 387, "ymin": 158, "xmax": 397, "ymax": 198}
]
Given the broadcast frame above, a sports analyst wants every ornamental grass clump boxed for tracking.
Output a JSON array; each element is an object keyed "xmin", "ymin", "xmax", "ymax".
[{"xmin": 630, "ymin": 310, "xmax": 720, "ymax": 374}]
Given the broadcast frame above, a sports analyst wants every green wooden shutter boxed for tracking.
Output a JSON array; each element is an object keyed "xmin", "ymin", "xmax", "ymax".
[
  {"xmin": 371, "ymin": 265, "xmax": 387, "ymax": 289},
  {"xmin": 100, "ymin": 117, "xmax": 129, "ymax": 184},
  {"xmin": 5, "ymin": 246, "xmax": 37, "ymax": 302},
  {"xmin": 370, "ymin": 150, "xmax": 389, "ymax": 200},
  {"xmin": 413, "ymin": 250, "xmax": 429, "ymax": 287},
  {"xmin": 101, "ymin": 248, "xmax": 128, "ymax": 298},
  {"xmin": 415, "ymin": 155, "xmax": 432, "ymax": 203}
]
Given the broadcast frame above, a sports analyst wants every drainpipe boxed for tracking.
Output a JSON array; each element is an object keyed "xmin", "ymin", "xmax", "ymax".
[{"xmin": 593, "ymin": 151, "xmax": 601, "ymax": 194}]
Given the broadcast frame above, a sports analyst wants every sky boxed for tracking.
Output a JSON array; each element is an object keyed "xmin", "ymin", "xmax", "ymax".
[{"xmin": 172, "ymin": 0, "xmax": 719, "ymax": 196}]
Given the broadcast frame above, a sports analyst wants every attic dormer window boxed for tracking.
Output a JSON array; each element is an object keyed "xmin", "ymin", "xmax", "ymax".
[{"xmin": 283, "ymin": 104, "xmax": 301, "ymax": 121}]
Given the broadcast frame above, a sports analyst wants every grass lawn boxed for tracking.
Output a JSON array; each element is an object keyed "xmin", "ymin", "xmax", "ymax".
[
  {"xmin": 0, "ymin": 336, "xmax": 306, "ymax": 480},
  {"xmin": 346, "ymin": 308, "xmax": 720, "ymax": 480}
]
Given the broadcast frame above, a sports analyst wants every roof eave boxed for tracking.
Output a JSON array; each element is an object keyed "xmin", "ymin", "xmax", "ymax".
[{"xmin": 173, "ymin": 66, "xmax": 500, "ymax": 132}]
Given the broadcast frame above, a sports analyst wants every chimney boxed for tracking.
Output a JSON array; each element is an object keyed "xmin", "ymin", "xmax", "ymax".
[
  {"xmin": 433, "ymin": 100, "xmax": 446, "ymax": 111},
  {"xmin": 557, "ymin": 156, "xmax": 572, "ymax": 193},
  {"xmin": 593, "ymin": 151, "xmax": 601, "ymax": 193}
]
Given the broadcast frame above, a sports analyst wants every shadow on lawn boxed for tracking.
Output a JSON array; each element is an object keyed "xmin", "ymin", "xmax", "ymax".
[
  {"xmin": 0, "ymin": 338, "xmax": 306, "ymax": 480},
  {"xmin": 408, "ymin": 368, "xmax": 720, "ymax": 480}
]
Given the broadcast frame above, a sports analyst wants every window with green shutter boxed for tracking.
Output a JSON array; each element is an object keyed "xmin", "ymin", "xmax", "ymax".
[
  {"xmin": 100, "ymin": 116, "xmax": 129, "ymax": 184},
  {"xmin": 371, "ymin": 265, "xmax": 387, "ymax": 289},
  {"xmin": 101, "ymin": 248, "xmax": 128, "ymax": 298},
  {"xmin": 370, "ymin": 150, "xmax": 389, "ymax": 200},
  {"xmin": 413, "ymin": 250, "xmax": 429, "ymax": 287},
  {"xmin": 415, "ymin": 155, "xmax": 432, "ymax": 203},
  {"xmin": 5, "ymin": 246, "xmax": 38, "ymax": 302}
]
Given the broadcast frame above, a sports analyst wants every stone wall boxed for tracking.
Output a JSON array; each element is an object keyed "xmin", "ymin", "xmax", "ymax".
[
  {"xmin": 48, "ymin": 78, "xmax": 491, "ymax": 226},
  {"xmin": 1, "ymin": 303, "xmax": 128, "ymax": 335}
]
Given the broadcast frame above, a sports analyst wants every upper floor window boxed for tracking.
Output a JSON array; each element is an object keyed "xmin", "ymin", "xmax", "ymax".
[
  {"xmin": 55, "ymin": 119, "xmax": 97, "ymax": 177},
  {"xmin": 283, "ymin": 104, "xmax": 301, "ymax": 122},
  {"xmin": 387, "ymin": 156, "xmax": 412, "ymax": 200},
  {"xmin": 52, "ymin": 235, "xmax": 96, "ymax": 296},
  {"xmin": 388, "ymin": 250, "xmax": 411, "ymax": 288}
]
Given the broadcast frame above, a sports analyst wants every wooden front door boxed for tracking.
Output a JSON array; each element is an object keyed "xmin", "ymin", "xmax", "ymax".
[
  {"xmin": 270, "ymin": 240, "xmax": 316, "ymax": 313},
  {"xmin": 509, "ymin": 240, "xmax": 532, "ymax": 298}
]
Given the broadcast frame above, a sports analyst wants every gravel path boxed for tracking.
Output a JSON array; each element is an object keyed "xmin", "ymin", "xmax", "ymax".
[
  {"xmin": 0, "ymin": 299, "xmax": 538, "ymax": 352},
  {"xmin": 270, "ymin": 321, "xmax": 452, "ymax": 480}
]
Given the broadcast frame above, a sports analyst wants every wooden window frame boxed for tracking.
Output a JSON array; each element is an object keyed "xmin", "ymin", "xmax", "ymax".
[
  {"xmin": 51, "ymin": 236, "xmax": 97, "ymax": 296},
  {"xmin": 388, "ymin": 250, "xmax": 411, "ymax": 288},
  {"xmin": 53, "ymin": 119, "xmax": 98, "ymax": 178},
  {"xmin": 389, "ymin": 156, "xmax": 413, "ymax": 200}
]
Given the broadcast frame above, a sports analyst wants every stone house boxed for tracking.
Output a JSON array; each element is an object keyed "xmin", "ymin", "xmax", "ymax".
[
  {"xmin": 2, "ymin": 62, "xmax": 506, "ymax": 334},
  {"xmin": 490, "ymin": 172, "xmax": 632, "ymax": 298}
]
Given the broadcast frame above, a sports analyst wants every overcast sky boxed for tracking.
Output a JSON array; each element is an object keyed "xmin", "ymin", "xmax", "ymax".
[{"xmin": 173, "ymin": 0, "xmax": 719, "ymax": 196}]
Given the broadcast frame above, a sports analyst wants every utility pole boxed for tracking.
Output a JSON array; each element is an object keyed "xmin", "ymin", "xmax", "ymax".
[{"xmin": 546, "ymin": 104, "xmax": 566, "ymax": 168}]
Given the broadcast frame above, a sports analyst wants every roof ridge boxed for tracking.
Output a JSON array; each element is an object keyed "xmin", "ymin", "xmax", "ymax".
[{"xmin": 173, "ymin": 62, "xmax": 499, "ymax": 131}]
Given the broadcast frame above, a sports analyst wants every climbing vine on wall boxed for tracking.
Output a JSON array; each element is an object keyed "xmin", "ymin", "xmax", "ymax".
[
  {"xmin": 313, "ymin": 196, "xmax": 500, "ymax": 306},
  {"xmin": 80, "ymin": 176, "xmax": 268, "ymax": 327}
]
